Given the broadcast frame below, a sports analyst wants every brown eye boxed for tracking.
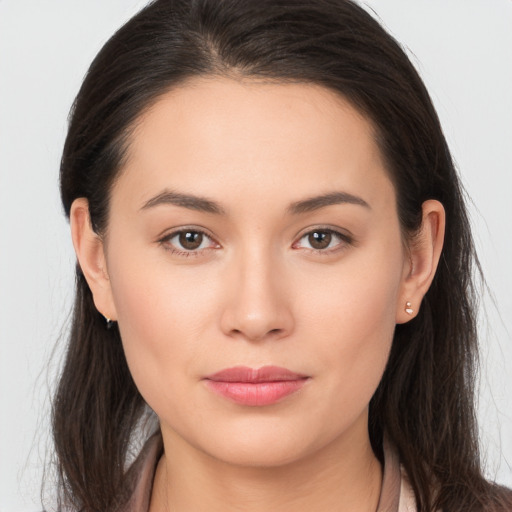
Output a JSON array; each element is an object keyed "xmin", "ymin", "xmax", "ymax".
[
  {"xmin": 308, "ymin": 231, "xmax": 332, "ymax": 249},
  {"xmin": 162, "ymin": 229, "xmax": 217, "ymax": 254},
  {"xmin": 178, "ymin": 231, "xmax": 204, "ymax": 250},
  {"xmin": 294, "ymin": 228, "xmax": 352, "ymax": 254}
]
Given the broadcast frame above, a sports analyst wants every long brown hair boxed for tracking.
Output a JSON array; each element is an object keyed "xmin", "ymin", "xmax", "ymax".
[{"xmin": 51, "ymin": 1, "xmax": 511, "ymax": 510}]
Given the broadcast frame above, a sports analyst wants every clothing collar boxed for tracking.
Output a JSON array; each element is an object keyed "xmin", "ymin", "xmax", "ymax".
[{"xmin": 118, "ymin": 433, "xmax": 402, "ymax": 511}]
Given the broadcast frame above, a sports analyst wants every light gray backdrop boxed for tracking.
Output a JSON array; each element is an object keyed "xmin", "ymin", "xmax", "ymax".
[{"xmin": 1, "ymin": 1, "xmax": 511, "ymax": 511}]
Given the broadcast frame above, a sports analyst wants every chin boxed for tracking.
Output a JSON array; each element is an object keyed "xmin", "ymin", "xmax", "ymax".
[
  {"xmin": 183, "ymin": 416, "xmax": 334, "ymax": 469},
  {"xmin": 208, "ymin": 438, "xmax": 314, "ymax": 469}
]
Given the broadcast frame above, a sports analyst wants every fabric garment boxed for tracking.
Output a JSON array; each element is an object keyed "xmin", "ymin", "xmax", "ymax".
[{"xmin": 118, "ymin": 433, "xmax": 417, "ymax": 511}]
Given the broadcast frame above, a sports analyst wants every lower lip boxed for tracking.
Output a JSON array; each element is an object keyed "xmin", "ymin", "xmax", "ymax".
[{"xmin": 204, "ymin": 379, "xmax": 308, "ymax": 406}]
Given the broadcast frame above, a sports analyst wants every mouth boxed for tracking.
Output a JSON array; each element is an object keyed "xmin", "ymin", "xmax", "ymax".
[{"xmin": 203, "ymin": 366, "xmax": 310, "ymax": 406}]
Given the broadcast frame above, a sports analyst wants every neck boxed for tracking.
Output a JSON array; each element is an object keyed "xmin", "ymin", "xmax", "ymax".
[{"xmin": 150, "ymin": 420, "xmax": 382, "ymax": 512}]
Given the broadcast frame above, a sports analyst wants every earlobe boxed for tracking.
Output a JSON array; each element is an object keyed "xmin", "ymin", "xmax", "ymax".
[
  {"xmin": 70, "ymin": 198, "xmax": 117, "ymax": 321},
  {"xmin": 396, "ymin": 199, "xmax": 445, "ymax": 324}
]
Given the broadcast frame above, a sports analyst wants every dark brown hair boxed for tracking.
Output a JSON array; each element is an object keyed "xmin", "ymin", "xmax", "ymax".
[{"xmin": 51, "ymin": 1, "xmax": 511, "ymax": 510}]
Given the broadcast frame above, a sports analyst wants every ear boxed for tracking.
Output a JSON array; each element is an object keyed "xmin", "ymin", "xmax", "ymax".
[
  {"xmin": 70, "ymin": 198, "xmax": 117, "ymax": 321},
  {"xmin": 396, "ymin": 199, "xmax": 445, "ymax": 324}
]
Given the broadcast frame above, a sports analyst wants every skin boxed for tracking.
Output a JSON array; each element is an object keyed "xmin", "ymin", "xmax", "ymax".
[{"xmin": 71, "ymin": 78, "xmax": 445, "ymax": 511}]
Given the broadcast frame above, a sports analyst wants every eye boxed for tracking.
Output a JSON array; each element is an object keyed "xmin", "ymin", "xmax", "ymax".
[
  {"xmin": 159, "ymin": 228, "xmax": 219, "ymax": 255},
  {"xmin": 293, "ymin": 228, "xmax": 352, "ymax": 253}
]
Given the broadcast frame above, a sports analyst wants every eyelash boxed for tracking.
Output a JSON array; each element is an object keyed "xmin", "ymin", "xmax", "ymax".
[
  {"xmin": 158, "ymin": 227, "xmax": 218, "ymax": 257},
  {"xmin": 293, "ymin": 227, "xmax": 354, "ymax": 255},
  {"xmin": 157, "ymin": 227, "xmax": 354, "ymax": 257}
]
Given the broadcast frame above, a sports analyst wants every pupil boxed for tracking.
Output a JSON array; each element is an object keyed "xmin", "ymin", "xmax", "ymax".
[
  {"xmin": 309, "ymin": 231, "xmax": 331, "ymax": 249},
  {"xmin": 179, "ymin": 231, "xmax": 202, "ymax": 250}
]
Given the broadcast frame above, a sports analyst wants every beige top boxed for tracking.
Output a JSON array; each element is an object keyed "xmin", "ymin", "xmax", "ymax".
[{"xmin": 117, "ymin": 434, "xmax": 417, "ymax": 511}]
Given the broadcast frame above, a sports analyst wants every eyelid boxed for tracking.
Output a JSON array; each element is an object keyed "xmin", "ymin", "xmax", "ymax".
[
  {"xmin": 292, "ymin": 226, "xmax": 354, "ymax": 254},
  {"xmin": 156, "ymin": 224, "xmax": 354, "ymax": 257},
  {"xmin": 157, "ymin": 226, "xmax": 221, "ymax": 256}
]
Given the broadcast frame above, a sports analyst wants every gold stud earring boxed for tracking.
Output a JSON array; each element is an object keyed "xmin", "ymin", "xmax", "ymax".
[{"xmin": 405, "ymin": 302, "xmax": 414, "ymax": 315}]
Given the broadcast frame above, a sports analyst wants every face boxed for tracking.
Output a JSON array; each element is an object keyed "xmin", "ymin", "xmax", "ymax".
[{"xmin": 99, "ymin": 78, "xmax": 410, "ymax": 467}]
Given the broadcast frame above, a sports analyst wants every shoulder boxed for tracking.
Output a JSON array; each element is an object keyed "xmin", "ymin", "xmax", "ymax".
[
  {"xmin": 488, "ymin": 484, "xmax": 512, "ymax": 511},
  {"xmin": 115, "ymin": 432, "xmax": 163, "ymax": 512},
  {"xmin": 398, "ymin": 467, "xmax": 418, "ymax": 512},
  {"xmin": 398, "ymin": 468, "xmax": 512, "ymax": 512}
]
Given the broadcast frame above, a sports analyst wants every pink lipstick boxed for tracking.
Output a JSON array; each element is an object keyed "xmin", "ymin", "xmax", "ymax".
[{"xmin": 203, "ymin": 366, "xmax": 309, "ymax": 406}]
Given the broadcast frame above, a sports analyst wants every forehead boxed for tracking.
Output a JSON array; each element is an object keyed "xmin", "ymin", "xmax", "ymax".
[{"xmin": 115, "ymin": 77, "xmax": 394, "ymax": 212}]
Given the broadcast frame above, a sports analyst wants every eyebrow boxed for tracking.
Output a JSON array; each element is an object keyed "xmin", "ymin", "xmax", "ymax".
[
  {"xmin": 140, "ymin": 189, "xmax": 370, "ymax": 215},
  {"xmin": 140, "ymin": 190, "xmax": 226, "ymax": 215},
  {"xmin": 287, "ymin": 191, "xmax": 370, "ymax": 214}
]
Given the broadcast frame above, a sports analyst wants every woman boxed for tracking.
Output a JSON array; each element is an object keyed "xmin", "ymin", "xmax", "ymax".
[{"xmin": 50, "ymin": 0, "xmax": 512, "ymax": 510}]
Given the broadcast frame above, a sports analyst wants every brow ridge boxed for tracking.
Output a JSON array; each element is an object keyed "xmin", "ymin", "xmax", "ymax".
[
  {"xmin": 141, "ymin": 190, "xmax": 226, "ymax": 215},
  {"xmin": 141, "ymin": 189, "xmax": 369, "ymax": 216},
  {"xmin": 287, "ymin": 191, "xmax": 370, "ymax": 215}
]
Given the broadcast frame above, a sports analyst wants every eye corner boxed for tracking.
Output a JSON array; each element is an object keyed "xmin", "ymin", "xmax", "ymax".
[
  {"xmin": 293, "ymin": 226, "xmax": 355, "ymax": 255},
  {"xmin": 157, "ymin": 226, "xmax": 221, "ymax": 257}
]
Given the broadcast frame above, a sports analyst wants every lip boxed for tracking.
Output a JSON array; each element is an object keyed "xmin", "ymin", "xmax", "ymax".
[{"xmin": 203, "ymin": 366, "xmax": 310, "ymax": 406}]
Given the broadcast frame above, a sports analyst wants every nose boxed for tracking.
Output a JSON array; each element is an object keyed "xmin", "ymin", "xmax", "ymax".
[{"xmin": 219, "ymin": 249, "xmax": 294, "ymax": 342}]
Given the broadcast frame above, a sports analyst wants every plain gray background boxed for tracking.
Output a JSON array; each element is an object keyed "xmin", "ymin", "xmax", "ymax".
[{"xmin": 1, "ymin": 1, "xmax": 511, "ymax": 510}]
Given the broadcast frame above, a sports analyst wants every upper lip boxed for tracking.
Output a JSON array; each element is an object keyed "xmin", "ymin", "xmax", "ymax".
[{"xmin": 204, "ymin": 365, "xmax": 308, "ymax": 383}]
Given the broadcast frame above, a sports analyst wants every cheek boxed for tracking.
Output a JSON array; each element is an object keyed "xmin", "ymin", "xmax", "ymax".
[
  {"xmin": 298, "ymin": 247, "xmax": 403, "ymax": 408},
  {"xmin": 300, "ymin": 242, "xmax": 402, "ymax": 343},
  {"xmin": 106, "ymin": 251, "xmax": 220, "ymax": 408},
  {"xmin": 307, "ymin": 285, "xmax": 396, "ymax": 383}
]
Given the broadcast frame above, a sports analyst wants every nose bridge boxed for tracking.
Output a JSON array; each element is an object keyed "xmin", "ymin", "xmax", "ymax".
[{"xmin": 220, "ymin": 241, "xmax": 293, "ymax": 341}]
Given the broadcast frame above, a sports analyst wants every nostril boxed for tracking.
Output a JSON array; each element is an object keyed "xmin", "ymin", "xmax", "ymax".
[
  {"xmin": 228, "ymin": 327, "xmax": 285, "ymax": 342},
  {"xmin": 220, "ymin": 290, "xmax": 294, "ymax": 341}
]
